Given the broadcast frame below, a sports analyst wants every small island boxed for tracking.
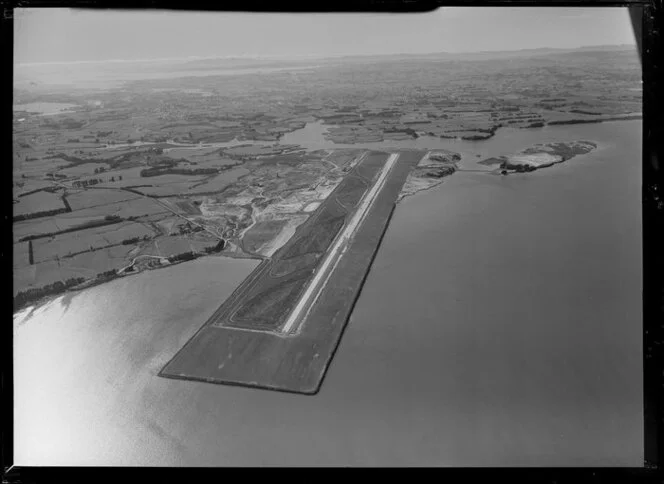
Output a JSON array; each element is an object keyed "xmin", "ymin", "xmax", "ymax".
[{"xmin": 479, "ymin": 140, "xmax": 598, "ymax": 174}]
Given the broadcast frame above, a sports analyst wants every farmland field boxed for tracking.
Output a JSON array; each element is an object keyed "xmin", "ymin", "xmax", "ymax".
[
  {"xmin": 13, "ymin": 191, "xmax": 66, "ymax": 217},
  {"xmin": 56, "ymin": 197, "xmax": 170, "ymax": 219},
  {"xmin": 63, "ymin": 245, "xmax": 134, "ymax": 275},
  {"xmin": 142, "ymin": 236, "xmax": 193, "ymax": 257},
  {"xmin": 66, "ymin": 189, "xmax": 142, "ymax": 211},
  {"xmin": 13, "ymin": 179, "xmax": 57, "ymax": 197},
  {"xmin": 96, "ymin": 222, "xmax": 156, "ymax": 245},
  {"xmin": 186, "ymin": 168, "xmax": 250, "ymax": 193},
  {"xmin": 13, "ymin": 261, "xmax": 62, "ymax": 294},
  {"xmin": 32, "ymin": 227, "xmax": 116, "ymax": 263},
  {"xmin": 13, "ymin": 242, "xmax": 31, "ymax": 269},
  {"xmin": 14, "ymin": 219, "xmax": 64, "ymax": 242},
  {"xmin": 57, "ymin": 163, "xmax": 108, "ymax": 177}
]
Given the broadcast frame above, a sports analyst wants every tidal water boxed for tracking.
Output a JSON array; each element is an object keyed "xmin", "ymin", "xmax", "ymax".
[
  {"xmin": 14, "ymin": 120, "xmax": 642, "ymax": 466},
  {"xmin": 329, "ymin": 119, "xmax": 643, "ymax": 466}
]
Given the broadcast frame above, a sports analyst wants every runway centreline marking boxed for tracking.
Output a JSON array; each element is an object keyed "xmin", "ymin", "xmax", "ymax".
[{"xmin": 281, "ymin": 152, "xmax": 400, "ymax": 335}]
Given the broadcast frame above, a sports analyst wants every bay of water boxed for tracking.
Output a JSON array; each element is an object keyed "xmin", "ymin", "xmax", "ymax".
[
  {"xmin": 14, "ymin": 120, "xmax": 642, "ymax": 466},
  {"xmin": 329, "ymin": 119, "xmax": 643, "ymax": 466}
]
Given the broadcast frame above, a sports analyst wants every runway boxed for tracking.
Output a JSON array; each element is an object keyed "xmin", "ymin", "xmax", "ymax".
[{"xmin": 159, "ymin": 149, "xmax": 424, "ymax": 394}]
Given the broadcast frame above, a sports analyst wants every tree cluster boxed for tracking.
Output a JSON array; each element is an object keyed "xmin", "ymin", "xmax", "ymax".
[
  {"xmin": 140, "ymin": 167, "xmax": 218, "ymax": 177},
  {"xmin": 13, "ymin": 207, "xmax": 68, "ymax": 223},
  {"xmin": 167, "ymin": 251, "xmax": 197, "ymax": 263},
  {"xmin": 19, "ymin": 215, "xmax": 123, "ymax": 242},
  {"xmin": 14, "ymin": 277, "xmax": 86, "ymax": 312},
  {"xmin": 71, "ymin": 179, "xmax": 103, "ymax": 188}
]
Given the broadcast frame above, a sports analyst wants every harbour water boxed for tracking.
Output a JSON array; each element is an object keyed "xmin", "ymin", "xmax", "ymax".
[
  {"xmin": 14, "ymin": 120, "xmax": 642, "ymax": 466},
  {"xmin": 329, "ymin": 119, "xmax": 643, "ymax": 465}
]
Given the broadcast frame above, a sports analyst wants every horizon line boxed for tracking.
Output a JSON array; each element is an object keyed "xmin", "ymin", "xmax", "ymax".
[{"xmin": 15, "ymin": 43, "xmax": 636, "ymax": 67}]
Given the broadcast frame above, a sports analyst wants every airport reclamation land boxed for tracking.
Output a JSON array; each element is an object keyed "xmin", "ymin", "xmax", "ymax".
[{"xmin": 160, "ymin": 150, "xmax": 423, "ymax": 393}]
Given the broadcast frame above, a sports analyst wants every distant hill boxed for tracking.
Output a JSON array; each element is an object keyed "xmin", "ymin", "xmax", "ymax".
[
  {"xmin": 17, "ymin": 44, "xmax": 637, "ymax": 72},
  {"xmin": 312, "ymin": 44, "xmax": 638, "ymax": 64}
]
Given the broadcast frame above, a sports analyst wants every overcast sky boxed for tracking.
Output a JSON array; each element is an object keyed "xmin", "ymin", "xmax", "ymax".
[{"xmin": 14, "ymin": 7, "xmax": 637, "ymax": 65}]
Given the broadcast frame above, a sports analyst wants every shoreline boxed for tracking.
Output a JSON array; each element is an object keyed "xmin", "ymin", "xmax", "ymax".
[
  {"xmin": 313, "ymin": 113, "xmax": 642, "ymax": 147},
  {"xmin": 397, "ymin": 134, "xmax": 608, "ymax": 202},
  {"xmin": 397, "ymin": 173, "xmax": 454, "ymax": 203},
  {"xmin": 13, "ymin": 249, "xmax": 262, "ymax": 316},
  {"xmin": 479, "ymin": 140, "xmax": 599, "ymax": 174},
  {"xmin": 13, "ymin": 119, "xmax": 636, "ymax": 316}
]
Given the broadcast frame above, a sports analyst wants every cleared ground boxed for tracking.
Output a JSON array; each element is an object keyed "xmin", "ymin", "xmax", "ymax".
[
  {"xmin": 14, "ymin": 191, "xmax": 67, "ymax": 217},
  {"xmin": 242, "ymin": 220, "xmax": 288, "ymax": 254}
]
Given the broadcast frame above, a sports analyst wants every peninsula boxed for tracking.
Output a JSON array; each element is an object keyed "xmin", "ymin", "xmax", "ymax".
[{"xmin": 479, "ymin": 140, "xmax": 598, "ymax": 174}]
